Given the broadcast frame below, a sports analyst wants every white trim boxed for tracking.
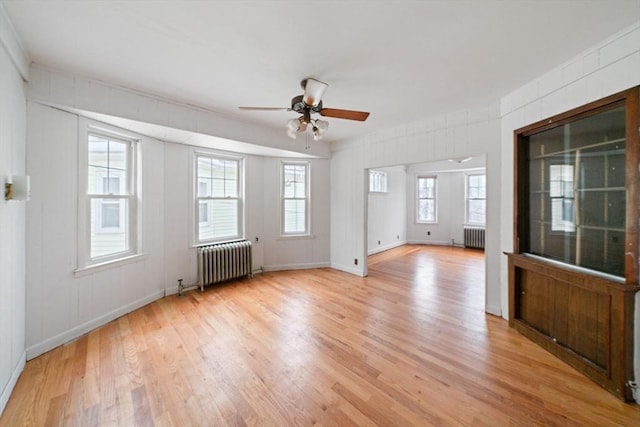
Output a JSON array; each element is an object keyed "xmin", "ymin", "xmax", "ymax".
[
  {"xmin": 262, "ymin": 262, "xmax": 330, "ymax": 272},
  {"xmin": 330, "ymin": 263, "xmax": 366, "ymax": 277},
  {"xmin": 367, "ymin": 240, "xmax": 406, "ymax": 256},
  {"xmin": 406, "ymin": 240, "xmax": 464, "ymax": 247},
  {"xmin": 277, "ymin": 234, "xmax": 315, "ymax": 240},
  {"xmin": 73, "ymin": 253, "xmax": 147, "ymax": 278},
  {"xmin": 26, "ymin": 290, "xmax": 164, "ymax": 360},
  {"xmin": 0, "ymin": 4, "xmax": 29, "ymax": 80},
  {"xmin": 0, "ymin": 351, "xmax": 25, "ymax": 415},
  {"xmin": 485, "ymin": 304, "xmax": 502, "ymax": 317}
]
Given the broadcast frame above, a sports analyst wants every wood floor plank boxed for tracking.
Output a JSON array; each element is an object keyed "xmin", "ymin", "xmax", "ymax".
[{"xmin": 2, "ymin": 245, "xmax": 640, "ymax": 426}]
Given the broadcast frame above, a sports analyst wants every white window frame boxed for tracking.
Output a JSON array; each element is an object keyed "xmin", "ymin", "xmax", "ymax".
[
  {"xmin": 193, "ymin": 151, "xmax": 244, "ymax": 245},
  {"xmin": 416, "ymin": 175, "xmax": 437, "ymax": 223},
  {"xmin": 465, "ymin": 173, "xmax": 486, "ymax": 226},
  {"xmin": 281, "ymin": 161, "xmax": 311, "ymax": 236},
  {"xmin": 77, "ymin": 119, "xmax": 140, "ymax": 269},
  {"xmin": 369, "ymin": 170, "xmax": 388, "ymax": 193}
]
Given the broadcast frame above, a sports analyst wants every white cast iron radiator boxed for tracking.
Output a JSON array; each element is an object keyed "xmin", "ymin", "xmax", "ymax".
[
  {"xmin": 197, "ymin": 240, "xmax": 252, "ymax": 291},
  {"xmin": 463, "ymin": 226, "xmax": 485, "ymax": 249}
]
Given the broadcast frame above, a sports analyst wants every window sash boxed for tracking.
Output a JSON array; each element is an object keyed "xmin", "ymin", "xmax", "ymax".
[
  {"xmin": 195, "ymin": 154, "xmax": 242, "ymax": 244},
  {"xmin": 85, "ymin": 131, "xmax": 137, "ymax": 264},
  {"xmin": 417, "ymin": 176, "xmax": 437, "ymax": 223},
  {"xmin": 282, "ymin": 162, "xmax": 310, "ymax": 235},
  {"xmin": 466, "ymin": 174, "xmax": 486, "ymax": 225}
]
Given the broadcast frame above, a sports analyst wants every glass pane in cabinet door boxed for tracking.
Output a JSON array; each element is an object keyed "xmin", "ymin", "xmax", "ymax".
[{"xmin": 523, "ymin": 105, "xmax": 626, "ymax": 277}]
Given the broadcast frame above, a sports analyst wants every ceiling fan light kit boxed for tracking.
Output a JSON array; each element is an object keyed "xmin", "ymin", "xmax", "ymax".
[{"xmin": 239, "ymin": 77, "xmax": 370, "ymax": 147}]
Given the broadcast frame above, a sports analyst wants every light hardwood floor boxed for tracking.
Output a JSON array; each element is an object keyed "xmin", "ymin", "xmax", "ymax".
[{"xmin": 2, "ymin": 245, "xmax": 639, "ymax": 426}]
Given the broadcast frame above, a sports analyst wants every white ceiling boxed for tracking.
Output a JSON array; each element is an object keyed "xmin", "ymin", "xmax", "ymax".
[{"xmin": 3, "ymin": 1, "xmax": 640, "ymax": 145}]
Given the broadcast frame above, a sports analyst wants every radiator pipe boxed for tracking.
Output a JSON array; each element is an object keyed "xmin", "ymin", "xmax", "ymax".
[{"xmin": 177, "ymin": 279, "xmax": 199, "ymax": 296}]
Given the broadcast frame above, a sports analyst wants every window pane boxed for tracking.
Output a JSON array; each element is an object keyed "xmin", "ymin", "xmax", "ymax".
[
  {"xmin": 369, "ymin": 170, "xmax": 388, "ymax": 193},
  {"xmin": 198, "ymin": 180, "xmax": 210, "ymax": 197},
  {"xmin": 467, "ymin": 174, "xmax": 486, "ymax": 225},
  {"xmin": 198, "ymin": 157, "xmax": 239, "ymax": 198},
  {"xmin": 284, "ymin": 165, "xmax": 306, "ymax": 198},
  {"xmin": 418, "ymin": 178, "xmax": 434, "ymax": 198},
  {"xmin": 418, "ymin": 199, "xmax": 435, "ymax": 222},
  {"xmin": 101, "ymin": 202, "xmax": 120, "ymax": 228},
  {"xmin": 88, "ymin": 135, "xmax": 109, "ymax": 168},
  {"xmin": 108, "ymin": 140, "xmax": 128, "ymax": 172},
  {"xmin": 196, "ymin": 155, "xmax": 242, "ymax": 243},
  {"xmin": 526, "ymin": 106, "xmax": 625, "ymax": 276},
  {"xmin": 198, "ymin": 199, "xmax": 238, "ymax": 241},
  {"xmin": 284, "ymin": 199, "xmax": 306, "ymax": 234},
  {"xmin": 468, "ymin": 199, "xmax": 486, "ymax": 224},
  {"xmin": 90, "ymin": 198, "xmax": 129, "ymax": 258},
  {"xmin": 88, "ymin": 135, "xmax": 128, "ymax": 195}
]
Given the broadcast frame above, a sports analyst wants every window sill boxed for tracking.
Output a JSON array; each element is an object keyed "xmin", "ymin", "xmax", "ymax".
[
  {"xmin": 278, "ymin": 234, "xmax": 315, "ymax": 240},
  {"xmin": 192, "ymin": 238, "xmax": 246, "ymax": 249},
  {"xmin": 74, "ymin": 253, "xmax": 147, "ymax": 278}
]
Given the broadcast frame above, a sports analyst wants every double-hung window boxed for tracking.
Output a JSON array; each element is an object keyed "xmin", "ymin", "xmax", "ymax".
[
  {"xmin": 417, "ymin": 175, "xmax": 437, "ymax": 223},
  {"xmin": 86, "ymin": 132, "xmax": 137, "ymax": 262},
  {"xmin": 282, "ymin": 162, "xmax": 310, "ymax": 235},
  {"xmin": 195, "ymin": 154, "xmax": 242, "ymax": 244},
  {"xmin": 466, "ymin": 174, "xmax": 486, "ymax": 225}
]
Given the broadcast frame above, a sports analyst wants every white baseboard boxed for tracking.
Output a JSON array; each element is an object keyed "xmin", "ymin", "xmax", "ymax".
[
  {"xmin": 485, "ymin": 304, "xmax": 502, "ymax": 317},
  {"xmin": 368, "ymin": 240, "xmax": 407, "ymax": 256},
  {"xmin": 26, "ymin": 290, "xmax": 165, "ymax": 360},
  {"xmin": 0, "ymin": 351, "xmax": 26, "ymax": 416},
  {"xmin": 406, "ymin": 240, "xmax": 464, "ymax": 247},
  {"xmin": 330, "ymin": 262, "xmax": 366, "ymax": 277},
  {"xmin": 262, "ymin": 262, "xmax": 330, "ymax": 272}
]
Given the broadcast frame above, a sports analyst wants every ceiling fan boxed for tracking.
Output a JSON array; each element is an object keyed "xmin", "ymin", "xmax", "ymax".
[{"xmin": 239, "ymin": 78, "xmax": 370, "ymax": 144}]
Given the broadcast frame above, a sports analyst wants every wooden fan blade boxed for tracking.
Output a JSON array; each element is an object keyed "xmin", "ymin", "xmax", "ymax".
[
  {"xmin": 319, "ymin": 108, "xmax": 370, "ymax": 121},
  {"xmin": 238, "ymin": 106, "xmax": 290, "ymax": 111}
]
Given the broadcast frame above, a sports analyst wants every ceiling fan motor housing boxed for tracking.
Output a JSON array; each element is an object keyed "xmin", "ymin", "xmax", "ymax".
[{"xmin": 291, "ymin": 95, "xmax": 323, "ymax": 114}]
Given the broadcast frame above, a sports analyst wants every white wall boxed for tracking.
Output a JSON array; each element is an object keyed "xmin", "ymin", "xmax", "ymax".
[
  {"xmin": 367, "ymin": 165, "xmax": 407, "ymax": 255},
  {"xmin": 261, "ymin": 157, "xmax": 331, "ymax": 271},
  {"xmin": 25, "ymin": 96, "xmax": 331, "ymax": 359},
  {"xmin": 26, "ymin": 103, "xmax": 167, "ymax": 358},
  {"xmin": 406, "ymin": 160, "xmax": 486, "ymax": 246},
  {"xmin": 330, "ymin": 105, "xmax": 502, "ymax": 315},
  {"xmin": 0, "ymin": 7, "xmax": 27, "ymax": 415},
  {"xmin": 25, "ymin": 64, "xmax": 330, "ymax": 160},
  {"xmin": 499, "ymin": 21, "xmax": 640, "ymax": 394}
]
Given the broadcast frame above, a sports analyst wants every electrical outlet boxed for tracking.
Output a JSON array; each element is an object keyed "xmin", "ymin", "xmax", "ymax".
[
  {"xmin": 255, "ymin": 236, "xmax": 259, "ymax": 242},
  {"xmin": 378, "ymin": 240, "xmax": 381, "ymax": 245},
  {"xmin": 354, "ymin": 258, "xmax": 358, "ymax": 265},
  {"xmin": 397, "ymin": 235, "xmax": 399, "ymax": 239},
  {"xmin": 427, "ymin": 231, "xmax": 431, "ymax": 236}
]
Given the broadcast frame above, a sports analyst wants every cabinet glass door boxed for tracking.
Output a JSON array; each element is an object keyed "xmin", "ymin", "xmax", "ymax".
[{"xmin": 525, "ymin": 106, "xmax": 626, "ymax": 277}]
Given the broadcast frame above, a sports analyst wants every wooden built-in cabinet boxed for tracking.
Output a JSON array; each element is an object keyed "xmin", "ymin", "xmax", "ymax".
[{"xmin": 507, "ymin": 87, "xmax": 640, "ymax": 401}]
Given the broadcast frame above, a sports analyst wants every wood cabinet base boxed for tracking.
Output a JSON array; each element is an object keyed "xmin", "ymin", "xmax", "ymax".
[{"xmin": 507, "ymin": 253, "xmax": 637, "ymax": 401}]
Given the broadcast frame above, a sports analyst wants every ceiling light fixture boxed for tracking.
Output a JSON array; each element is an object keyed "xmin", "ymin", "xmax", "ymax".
[
  {"xmin": 286, "ymin": 113, "xmax": 329, "ymax": 148},
  {"xmin": 448, "ymin": 156, "xmax": 473, "ymax": 164},
  {"xmin": 239, "ymin": 78, "xmax": 369, "ymax": 148}
]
